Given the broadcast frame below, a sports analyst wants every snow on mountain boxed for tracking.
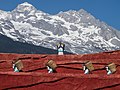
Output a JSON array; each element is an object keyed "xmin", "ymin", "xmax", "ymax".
[{"xmin": 0, "ymin": 2, "xmax": 120, "ymax": 54}]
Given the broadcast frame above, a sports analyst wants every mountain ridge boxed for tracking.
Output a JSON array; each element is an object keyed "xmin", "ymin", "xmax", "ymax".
[
  {"xmin": 0, "ymin": 34, "xmax": 72, "ymax": 54},
  {"xmin": 0, "ymin": 2, "xmax": 120, "ymax": 54}
]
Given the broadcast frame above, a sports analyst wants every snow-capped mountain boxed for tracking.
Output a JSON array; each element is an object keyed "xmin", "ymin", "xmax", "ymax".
[{"xmin": 0, "ymin": 2, "xmax": 120, "ymax": 54}]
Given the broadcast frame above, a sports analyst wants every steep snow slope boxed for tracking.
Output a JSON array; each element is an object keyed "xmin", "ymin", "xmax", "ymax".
[{"xmin": 0, "ymin": 2, "xmax": 120, "ymax": 54}]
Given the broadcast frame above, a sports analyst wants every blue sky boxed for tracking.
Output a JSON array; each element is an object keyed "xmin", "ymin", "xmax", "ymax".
[{"xmin": 0, "ymin": 0, "xmax": 120, "ymax": 30}]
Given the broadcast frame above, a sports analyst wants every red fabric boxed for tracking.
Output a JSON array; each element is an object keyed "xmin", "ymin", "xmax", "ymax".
[{"xmin": 0, "ymin": 50, "xmax": 120, "ymax": 89}]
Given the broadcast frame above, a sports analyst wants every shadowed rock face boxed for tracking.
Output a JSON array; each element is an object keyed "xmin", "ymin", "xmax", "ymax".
[
  {"xmin": 0, "ymin": 34, "xmax": 71, "ymax": 54},
  {"xmin": 0, "ymin": 2, "xmax": 120, "ymax": 54},
  {"xmin": 0, "ymin": 50, "xmax": 120, "ymax": 89}
]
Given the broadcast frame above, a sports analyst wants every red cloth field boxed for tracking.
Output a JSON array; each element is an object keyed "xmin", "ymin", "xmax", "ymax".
[{"xmin": 0, "ymin": 50, "xmax": 120, "ymax": 90}]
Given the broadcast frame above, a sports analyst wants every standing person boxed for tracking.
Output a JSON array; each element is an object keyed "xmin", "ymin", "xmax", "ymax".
[{"xmin": 57, "ymin": 42, "xmax": 65, "ymax": 55}]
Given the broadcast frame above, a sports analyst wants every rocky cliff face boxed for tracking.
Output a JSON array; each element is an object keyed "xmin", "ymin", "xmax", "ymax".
[{"xmin": 0, "ymin": 2, "xmax": 120, "ymax": 54}]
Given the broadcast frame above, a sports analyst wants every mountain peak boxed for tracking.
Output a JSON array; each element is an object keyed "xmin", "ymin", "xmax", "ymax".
[
  {"xmin": 79, "ymin": 9, "xmax": 86, "ymax": 12},
  {"xmin": 19, "ymin": 2, "xmax": 33, "ymax": 7},
  {"xmin": 13, "ymin": 2, "xmax": 36, "ymax": 12},
  {"xmin": 78, "ymin": 9, "xmax": 89, "ymax": 14},
  {"xmin": 58, "ymin": 9, "xmax": 89, "ymax": 16}
]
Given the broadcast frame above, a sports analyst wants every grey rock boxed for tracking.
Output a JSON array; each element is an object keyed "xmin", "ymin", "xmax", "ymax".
[{"xmin": 0, "ymin": 2, "xmax": 120, "ymax": 54}]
